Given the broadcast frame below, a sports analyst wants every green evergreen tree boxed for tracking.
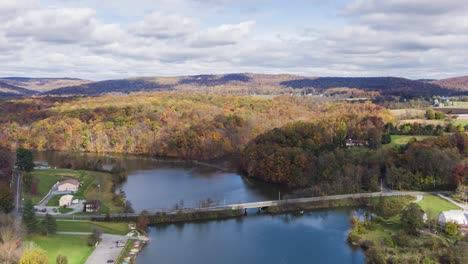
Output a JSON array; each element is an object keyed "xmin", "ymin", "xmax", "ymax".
[
  {"xmin": 22, "ymin": 199, "xmax": 38, "ymax": 233},
  {"xmin": 381, "ymin": 133, "xmax": 391, "ymax": 144},
  {"xmin": 0, "ymin": 183, "xmax": 14, "ymax": 213},
  {"xmin": 43, "ymin": 213, "xmax": 57, "ymax": 235},
  {"xmin": 16, "ymin": 148, "xmax": 34, "ymax": 172}
]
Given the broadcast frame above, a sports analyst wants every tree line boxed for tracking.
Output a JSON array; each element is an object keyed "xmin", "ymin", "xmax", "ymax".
[{"xmin": 0, "ymin": 93, "xmax": 393, "ymax": 160}]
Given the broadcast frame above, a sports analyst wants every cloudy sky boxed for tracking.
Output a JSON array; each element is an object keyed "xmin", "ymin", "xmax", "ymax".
[{"xmin": 0, "ymin": 0, "xmax": 467, "ymax": 80}]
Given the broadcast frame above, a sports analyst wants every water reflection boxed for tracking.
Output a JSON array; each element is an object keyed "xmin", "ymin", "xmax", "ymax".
[
  {"xmin": 139, "ymin": 209, "xmax": 365, "ymax": 264},
  {"xmin": 33, "ymin": 151, "xmax": 285, "ymax": 211}
]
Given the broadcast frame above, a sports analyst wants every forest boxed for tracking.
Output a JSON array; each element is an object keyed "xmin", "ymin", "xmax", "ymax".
[
  {"xmin": 0, "ymin": 92, "xmax": 393, "ymax": 160},
  {"xmin": 240, "ymin": 120, "xmax": 467, "ymax": 194}
]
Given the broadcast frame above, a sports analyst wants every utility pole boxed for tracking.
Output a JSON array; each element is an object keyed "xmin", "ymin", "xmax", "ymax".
[{"xmin": 278, "ymin": 191, "xmax": 281, "ymax": 201}]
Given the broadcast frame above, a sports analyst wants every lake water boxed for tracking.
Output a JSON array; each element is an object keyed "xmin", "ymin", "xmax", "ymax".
[
  {"xmin": 33, "ymin": 151, "xmax": 282, "ymax": 211},
  {"xmin": 138, "ymin": 209, "xmax": 365, "ymax": 264},
  {"xmin": 120, "ymin": 166, "xmax": 282, "ymax": 212},
  {"xmin": 33, "ymin": 151, "xmax": 364, "ymax": 263}
]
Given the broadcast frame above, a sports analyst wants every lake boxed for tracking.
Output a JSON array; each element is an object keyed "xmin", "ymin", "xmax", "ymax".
[
  {"xmin": 33, "ymin": 151, "xmax": 364, "ymax": 263},
  {"xmin": 33, "ymin": 151, "xmax": 282, "ymax": 211},
  {"xmin": 138, "ymin": 209, "xmax": 364, "ymax": 264}
]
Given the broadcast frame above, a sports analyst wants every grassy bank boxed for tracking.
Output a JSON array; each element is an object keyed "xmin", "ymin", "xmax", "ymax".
[
  {"xmin": 116, "ymin": 239, "xmax": 135, "ymax": 264},
  {"xmin": 266, "ymin": 195, "xmax": 415, "ymax": 214},
  {"xmin": 93, "ymin": 209, "xmax": 245, "ymax": 225},
  {"xmin": 56, "ymin": 220, "xmax": 130, "ymax": 235},
  {"xmin": 27, "ymin": 234, "xmax": 94, "ymax": 264}
]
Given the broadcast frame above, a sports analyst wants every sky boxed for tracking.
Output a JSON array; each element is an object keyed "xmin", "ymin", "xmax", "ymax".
[{"xmin": 0, "ymin": 0, "xmax": 467, "ymax": 80}]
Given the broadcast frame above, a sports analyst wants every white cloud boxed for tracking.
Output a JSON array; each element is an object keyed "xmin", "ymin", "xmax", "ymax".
[
  {"xmin": 0, "ymin": 0, "xmax": 468, "ymax": 80},
  {"xmin": 0, "ymin": 0, "xmax": 38, "ymax": 14},
  {"xmin": 5, "ymin": 8, "xmax": 97, "ymax": 43},
  {"xmin": 131, "ymin": 12, "xmax": 198, "ymax": 39},
  {"xmin": 189, "ymin": 21, "xmax": 255, "ymax": 47},
  {"xmin": 345, "ymin": 0, "xmax": 467, "ymax": 16}
]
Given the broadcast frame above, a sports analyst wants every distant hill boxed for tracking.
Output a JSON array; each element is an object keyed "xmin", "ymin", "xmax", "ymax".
[
  {"xmin": 280, "ymin": 77, "xmax": 457, "ymax": 96},
  {"xmin": 0, "ymin": 81, "xmax": 36, "ymax": 98},
  {"xmin": 432, "ymin": 75, "xmax": 468, "ymax": 92},
  {"xmin": 0, "ymin": 77, "xmax": 90, "ymax": 92},
  {"xmin": 2, "ymin": 73, "xmax": 468, "ymax": 99},
  {"xmin": 45, "ymin": 73, "xmax": 302, "ymax": 96},
  {"xmin": 45, "ymin": 79, "xmax": 173, "ymax": 96}
]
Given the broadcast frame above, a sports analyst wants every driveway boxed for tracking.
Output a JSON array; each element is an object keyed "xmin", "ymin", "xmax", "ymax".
[
  {"xmin": 37, "ymin": 184, "xmax": 74, "ymax": 207},
  {"xmin": 85, "ymin": 234, "xmax": 130, "ymax": 264}
]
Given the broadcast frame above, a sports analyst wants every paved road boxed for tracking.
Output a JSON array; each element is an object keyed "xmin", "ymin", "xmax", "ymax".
[
  {"xmin": 226, "ymin": 191, "xmax": 433, "ymax": 210},
  {"xmin": 36, "ymin": 191, "xmax": 453, "ymax": 220},
  {"xmin": 12, "ymin": 169, "xmax": 22, "ymax": 217},
  {"xmin": 85, "ymin": 234, "xmax": 130, "ymax": 264},
  {"xmin": 56, "ymin": 232, "xmax": 92, "ymax": 235}
]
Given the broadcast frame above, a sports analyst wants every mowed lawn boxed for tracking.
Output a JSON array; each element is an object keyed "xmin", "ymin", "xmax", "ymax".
[
  {"xmin": 390, "ymin": 135, "xmax": 436, "ymax": 145},
  {"xmin": 56, "ymin": 220, "xmax": 130, "ymax": 235},
  {"xmin": 26, "ymin": 169, "xmax": 121, "ymax": 213},
  {"xmin": 27, "ymin": 234, "xmax": 94, "ymax": 264},
  {"xmin": 417, "ymin": 195, "xmax": 461, "ymax": 217},
  {"xmin": 27, "ymin": 169, "xmax": 75, "ymax": 205}
]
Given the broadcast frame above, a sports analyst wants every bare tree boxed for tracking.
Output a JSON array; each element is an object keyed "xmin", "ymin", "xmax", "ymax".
[{"xmin": 0, "ymin": 214, "xmax": 24, "ymax": 263}]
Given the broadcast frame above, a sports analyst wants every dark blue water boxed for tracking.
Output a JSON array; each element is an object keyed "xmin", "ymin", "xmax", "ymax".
[
  {"xmin": 121, "ymin": 167, "xmax": 281, "ymax": 212},
  {"xmin": 138, "ymin": 209, "xmax": 364, "ymax": 264}
]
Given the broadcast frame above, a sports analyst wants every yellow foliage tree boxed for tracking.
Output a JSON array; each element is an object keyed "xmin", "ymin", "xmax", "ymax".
[{"xmin": 20, "ymin": 248, "xmax": 49, "ymax": 264}]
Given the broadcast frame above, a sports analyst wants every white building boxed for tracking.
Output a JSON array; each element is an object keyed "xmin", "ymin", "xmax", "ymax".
[
  {"xmin": 57, "ymin": 179, "xmax": 80, "ymax": 192},
  {"xmin": 438, "ymin": 210, "xmax": 468, "ymax": 226},
  {"xmin": 59, "ymin": 195, "xmax": 74, "ymax": 207}
]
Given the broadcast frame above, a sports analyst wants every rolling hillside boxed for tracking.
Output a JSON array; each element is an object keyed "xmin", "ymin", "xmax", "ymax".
[
  {"xmin": 44, "ymin": 78, "xmax": 173, "ymax": 96},
  {"xmin": 432, "ymin": 75, "xmax": 468, "ymax": 92},
  {"xmin": 0, "ymin": 81, "xmax": 36, "ymax": 98},
  {"xmin": 2, "ymin": 73, "xmax": 468, "ymax": 98},
  {"xmin": 280, "ymin": 77, "xmax": 458, "ymax": 96},
  {"xmin": 0, "ymin": 77, "xmax": 90, "ymax": 92}
]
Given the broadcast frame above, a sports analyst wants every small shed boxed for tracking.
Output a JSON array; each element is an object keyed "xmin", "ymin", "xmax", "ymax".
[
  {"xmin": 59, "ymin": 195, "xmax": 74, "ymax": 207},
  {"xmin": 438, "ymin": 210, "xmax": 468, "ymax": 226},
  {"xmin": 58, "ymin": 179, "xmax": 80, "ymax": 192}
]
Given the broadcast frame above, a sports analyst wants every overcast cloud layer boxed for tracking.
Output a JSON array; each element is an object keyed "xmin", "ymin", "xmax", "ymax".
[{"xmin": 0, "ymin": 0, "xmax": 467, "ymax": 80}]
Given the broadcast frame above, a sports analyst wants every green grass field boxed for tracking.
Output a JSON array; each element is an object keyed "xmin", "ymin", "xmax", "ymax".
[
  {"xmin": 26, "ymin": 169, "xmax": 121, "ymax": 213},
  {"xmin": 46, "ymin": 194, "xmax": 65, "ymax": 206},
  {"xmin": 27, "ymin": 234, "xmax": 94, "ymax": 264},
  {"xmin": 26, "ymin": 169, "xmax": 74, "ymax": 205},
  {"xmin": 417, "ymin": 195, "xmax": 461, "ymax": 217},
  {"xmin": 453, "ymin": 119, "xmax": 468, "ymax": 126},
  {"xmin": 390, "ymin": 135, "xmax": 436, "ymax": 145},
  {"xmin": 450, "ymin": 101, "xmax": 468, "ymax": 107},
  {"xmin": 56, "ymin": 220, "xmax": 130, "ymax": 235},
  {"xmin": 58, "ymin": 207, "xmax": 74, "ymax": 214}
]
